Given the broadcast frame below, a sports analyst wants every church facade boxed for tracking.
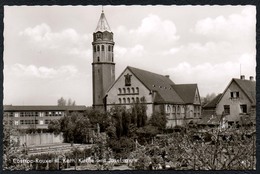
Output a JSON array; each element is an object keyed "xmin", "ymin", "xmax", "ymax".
[{"xmin": 92, "ymin": 11, "xmax": 202, "ymax": 127}]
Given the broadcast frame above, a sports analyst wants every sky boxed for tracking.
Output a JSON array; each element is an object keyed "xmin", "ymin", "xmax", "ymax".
[{"xmin": 3, "ymin": 5, "xmax": 256, "ymax": 106}]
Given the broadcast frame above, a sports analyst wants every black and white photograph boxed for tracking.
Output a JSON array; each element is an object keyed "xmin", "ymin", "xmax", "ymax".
[{"xmin": 3, "ymin": 5, "xmax": 256, "ymax": 170}]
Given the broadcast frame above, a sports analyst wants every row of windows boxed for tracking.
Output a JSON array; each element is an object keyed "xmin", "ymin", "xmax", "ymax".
[
  {"xmin": 224, "ymin": 104, "xmax": 247, "ymax": 114},
  {"xmin": 118, "ymin": 87, "xmax": 139, "ymax": 94},
  {"xmin": 16, "ymin": 119, "xmax": 51, "ymax": 125},
  {"xmin": 94, "ymin": 45, "xmax": 113, "ymax": 52},
  {"xmin": 13, "ymin": 112, "xmax": 63, "ymax": 117},
  {"xmin": 119, "ymin": 97, "xmax": 144, "ymax": 104},
  {"xmin": 20, "ymin": 120, "xmax": 38, "ymax": 125}
]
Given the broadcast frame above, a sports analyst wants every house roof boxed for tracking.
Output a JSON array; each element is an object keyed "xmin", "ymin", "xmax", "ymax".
[
  {"xmin": 233, "ymin": 78, "xmax": 256, "ymax": 105},
  {"xmin": 3, "ymin": 105, "xmax": 87, "ymax": 112},
  {"xmin": 95, "ymin": 11, "xmax": 111, "ymax": 32},
  {"xmin": 127, "ymin": 66, "xmax": 198, "ymax": 104},
  {"xmin": 172, "ymin": 84, "xmax": 198, "ymax": 104},
  {"xmin": 203, "ymin": 93, "xmax": 222, "ymax": 109}
]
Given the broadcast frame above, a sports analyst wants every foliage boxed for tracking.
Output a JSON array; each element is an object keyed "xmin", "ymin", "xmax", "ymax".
[
  {"xmin": 148, "ymin": 112, "xmax": 167, "ymax": 131},
  {"xmin": 3, "ymin": 120, "xmax": 31, "ymax": 170},
  {"xmin": 57, "ymin": 97, "xmax": 76, "ymax": 106}
]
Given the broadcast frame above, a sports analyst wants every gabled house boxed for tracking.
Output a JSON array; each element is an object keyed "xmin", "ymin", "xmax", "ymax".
[
  {"xmin": 202, "ymin": 75, "xmax": 256, "ymax": 127},
  {"xmin": 105, "ymin": 66, "xmax": 202, "ymax": 128}
]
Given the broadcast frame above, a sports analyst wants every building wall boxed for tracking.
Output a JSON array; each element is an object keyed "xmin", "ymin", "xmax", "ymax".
[
  {"xmin": 106, "ymin": 68, "xmax": 153, "ymax": 117},
  {"xmin": 216, "ymin": 81, "xmax": 252, "ymax": 122},
  {"xmin": 5, "ymin": 110, "xmax": 69, "ymax": 130},
  {"xmin": 11, "ymin": 133, "xmax": 63, "ymax": 146}
]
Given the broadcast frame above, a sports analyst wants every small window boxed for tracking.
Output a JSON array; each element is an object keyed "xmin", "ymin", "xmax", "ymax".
[
  {"xmin": 136, "ymin": 87, "xmax": 139, "ymax": 93},
  {"xmin": 236, "ymin": 92, "xmax": 239, "ymax": 98},
  {"xmin": 119, "ymin": 98, "xmax": 122, "ymax": 104},
  {"xmin": 14, "ymin": 121, "xmax": 19, "ymax": 125},
  {"xmin": 118, "ymin": 88, "xmax": 122, "ymax": 94},
  {"xmin": 240, "ymin": 105, "xmax": 247, "ymax": 113},
  {"xmin": 127, "ymin": 88, "xmax": 130, "ymax": 93},
  {"xmin": 123, "ymin": 98, "xmax": 126, "ymax": 103},
  {"xmin": 230, "ymin": 92, "xmax": 233, "ymax": 98},
  {"xmin": 112, "ymin": 56, "xmax": 114, "ymax": 62},
  {"xmin": 127, "ymin": 98, "xmax": 130, "ymax": 103},
  {"xmin": 97, "ymin": 57, "xmax": 100, "ymax": 62},
  {"xmin": 123, "ymin": 88, "xmax": 126, "ymax": 94},
  {"xmin": 111, "ymin": 46, "xmax": 114, "ymax": 52},
  {"xmin": 224, "ymin": 105, "xmax": 230, "ymax": 114},
  {"xmin": 132, "ymin": 87, "xmax": 135, "ymax": 93},
  {"xmin": 132, "ymin": 97, "xmax": 135, "ymax": 103},
  {"xmin": 108, "ymin": 45, "xmax": 111, "ymax": 51},
  {"xmin": 97, "ymin": 45, "xmax": 100, "ymax": 51},
  {"xmin": 136, "ymin": 97, "xmax": 139, "ymax": 102},
  {"xmin": 39, "ymin": 120, "xmax": 44, "ymax": 125},
  {"xmin": 94, "ymin": 45, "xmax": 96, "ymax": 52},
  {"xmin": 14, "ymin": 112, "xmax": 19, "ymax": 117},
  {"xmin": 102, "ymin": 45, "xmax": 104, "ymax": 51}
]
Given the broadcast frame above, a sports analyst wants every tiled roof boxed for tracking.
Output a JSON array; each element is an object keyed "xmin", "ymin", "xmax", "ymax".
[
  {"xmin": 233, "ymin": 78, "xmax": 256, "ymax": 105},
  {"xmin": 95, "ymin": 12, "xmax": 111, "ymax": 32},
  {"xmin": 3, "ymin": 105, "xmax": 87, "ymax": 111},
  {"xmin": 172, "ymin": 84, "xmax": 198, "ymax": 104},
  {"xmin": 203, "ymin": 93, "xmax": 222, "ymax": 109},
  {"xmin": 127, "ymin": 66, "xmax": 198, "ymax": 104}
]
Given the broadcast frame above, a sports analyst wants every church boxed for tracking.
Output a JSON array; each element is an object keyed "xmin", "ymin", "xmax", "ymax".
[{"xmin": 92, "ymin": 10, "xmax": 202, "ymax": 128}]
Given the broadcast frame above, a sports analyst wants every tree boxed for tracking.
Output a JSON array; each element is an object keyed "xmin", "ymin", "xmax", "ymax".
[
  {"xmin": 148, "ymin": 112, "xmax": 167, "ymax": 131},
  {"xmin": 57, "ymin": 97, "xmax": 66, "ymax": 106},
  {"xmin": 57, "ymin": 97, "xmax": 76, "ymax": 106}
]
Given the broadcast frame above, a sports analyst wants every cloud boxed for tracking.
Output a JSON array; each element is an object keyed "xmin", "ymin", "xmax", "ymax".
[
  {"xmin": 192, "ymin": 6, "xmax": 255, "ymax": 40},
  {"xmin": 8, "ymin": 64, "xmax": 78, "ymax": 79},
  {"xmin": 164, "ymin": 53, "xmax": 255, "ymax": 96},
  {"xmin": 19, "ymin": 23, "xmax": 91, "ymax": 58}
]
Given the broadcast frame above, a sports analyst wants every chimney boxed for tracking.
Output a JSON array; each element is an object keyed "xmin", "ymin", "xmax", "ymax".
[
  {"xmin": 240, "ymin": 75, "xmax": 245, "ymax": 80},
  {"xmin": 249, "ymin": 76, "xmax": 254, "ymax": 81},
  {"xmin": 165, "ymin": 75, "xmax": 170, "ymax": 78}
]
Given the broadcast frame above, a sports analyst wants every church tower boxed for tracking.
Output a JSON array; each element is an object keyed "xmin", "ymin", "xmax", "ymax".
[{"xmin": 92, "ymin": 10, "xmax": 115, "ymax": 109}]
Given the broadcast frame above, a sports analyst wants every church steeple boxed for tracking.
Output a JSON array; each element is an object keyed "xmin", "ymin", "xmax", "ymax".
[
  {"xmin": 95, "ymin": 10, "xmax": 111, "ymax": 32},
  {"xmin": 92, "ymin": 9, "xmax": 115, "ymax": 109}
]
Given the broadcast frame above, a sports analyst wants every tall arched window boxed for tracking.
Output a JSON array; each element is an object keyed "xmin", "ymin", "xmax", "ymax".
[
  {"xmin": 94, "ymin": 46, "xmax": 96, "ymax": 52},
  {"xmin": 127, "ymin": 98, "xmax": 130, "ymax": 103},
  {"xmin": 119, "ymin": 98, "xmax": 122, "ymax": 104},
  {"xmin": 136, "ymin": 97, "xmax": 139, "ymax": 102},
  {"xmin": 111, "ymin": 46, "xmax": 114, "ymax": 52},
  {"xmin": 123, "ymin": 98, "xmax": 126, "ymax": 103},
  {"xmin": 118, "ymin": 88, "xmax": 122, "ymax": 94},
  {"xmin": 108, "ymin": 45, "xmax": 111, "ymax": 51},
  {"xmin": 112, "ymin": 56, "xmax": 114, "ymax": 62},
  {"xmin": 127, "ymin": 88, "xmax": 130, "ymax": 93},
  {"xmin": 136, "ymin": 87, "xmax": 139, "ymax": 93},
  {"xmin": 97, "ymin": 45, "xmax": 100, "ymax": 51},
  {"xmin": 101, "ymin": 45, "xmax": 104, "ymax": 51},
  {"xmin": 132, "ymin": 87, "xmax": 135, "ymax": 93},
  {"xmin": 132, "ymin": 97, "xmax": 135, "ymax": 103},
  {"xmin": 123, "ymin": 88, "xmax": 126, "ymax": 94}
]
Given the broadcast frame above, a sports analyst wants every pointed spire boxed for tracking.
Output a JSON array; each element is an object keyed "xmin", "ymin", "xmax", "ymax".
[{"xmin": 95, "ymin": 7, "xmax": 111, "ymax": 32}]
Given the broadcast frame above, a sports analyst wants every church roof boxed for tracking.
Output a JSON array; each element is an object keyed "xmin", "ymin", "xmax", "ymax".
[
  {"xmin": 95, "ymin": 11, "xmax": 111, "ymax": 32},
  {"xmin": 127, "ymin": 66, "xmax": 198, "ymax": 104},
  {"xmin": 172, "ymin": 84, "xmax": 198, "ymax": 104}
]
